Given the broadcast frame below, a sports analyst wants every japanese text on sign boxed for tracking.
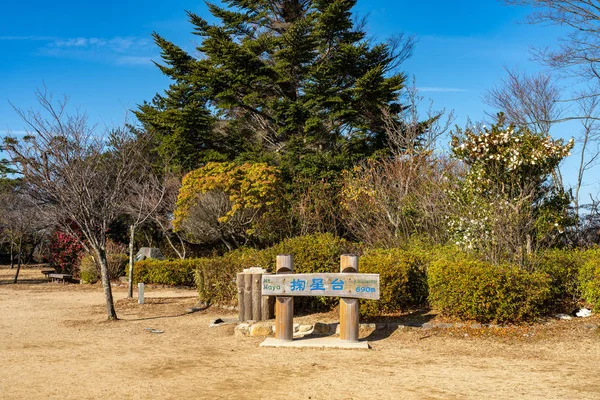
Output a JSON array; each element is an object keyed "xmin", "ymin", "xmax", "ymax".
[{"xmin": 261, "ymin": 273, "xmax": 380, "ymax": 300}]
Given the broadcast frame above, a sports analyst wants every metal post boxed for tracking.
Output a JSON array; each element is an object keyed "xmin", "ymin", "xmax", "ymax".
[
  {"xmin": 339, "ymin": 255, "xmax": 359, "ymax": 342},
  {"xmin": 138, "ymin": 282, "xmax": 145, "ymax": 304},
  {"xmin": 275, "ymin": 254, "xmax": 294, "ymax": 341}
]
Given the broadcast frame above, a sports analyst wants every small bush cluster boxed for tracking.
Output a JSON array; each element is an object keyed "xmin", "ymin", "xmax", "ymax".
[
  {"xmin": 579, "ymin": 249, "xmax": 600, "ymax": 310},
  {"xmin": 533, "ymin": 249, "xmax": 584, "ymax": 311},
  {"xmin": 428, "ymin": 258, "xmax": 551, "ymax": 323},
  {"xmin": 80, "ymin": 253, "xmax": 129, "ymax": 283},
  {"xmin": 359, "ymin": 248, "xmax": 428, "ymax": 316}
]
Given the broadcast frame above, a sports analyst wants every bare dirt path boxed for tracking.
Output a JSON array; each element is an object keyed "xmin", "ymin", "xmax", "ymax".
[{"xmin": 1, "ymin": 267, "xmax": 599, "ymax": 399}]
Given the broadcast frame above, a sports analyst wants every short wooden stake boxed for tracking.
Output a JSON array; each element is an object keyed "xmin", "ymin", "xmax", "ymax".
[
  {"xmin": 339, "ymin": 255, "xmax": 359, "ymax": 342},
  {"xmin": 275, "ymin": 254, "xmax": 294, "ymax": 341},
  {"xmin": 138, "ymin": 283, "xmax": 145, "ymax": 304}
]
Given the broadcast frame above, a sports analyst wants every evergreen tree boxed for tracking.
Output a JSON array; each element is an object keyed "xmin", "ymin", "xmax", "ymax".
[{"xmin": 138, "ymin": 0, "xmax": 415, "ymax": 177}]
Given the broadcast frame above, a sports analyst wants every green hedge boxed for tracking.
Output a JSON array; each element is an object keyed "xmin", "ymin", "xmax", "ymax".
[
  {"xmin": 428, "ymin": 258, "xmax": 551, "ymax": 323},
  {"xmin": 579, "ymin": 249, "xmax": 600, "ymax": 310},
  {"xmin": 359, "ymin": 248, "xmax": 428, "ymax": 316},
  {"xmin": 534, "ymin": 249, "xmax": 584, "ymax": 312},
  {"xmin": 132, "ymin": 259, "xmax": 196, "ymax": 286}
]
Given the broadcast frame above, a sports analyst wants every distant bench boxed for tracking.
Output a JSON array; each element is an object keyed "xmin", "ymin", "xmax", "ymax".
[
  {"xmin": 41, "ymin": 270, "xmax": 55, "ymax": 279},
  {"xmin": 48, "ymin": 273, "xmax": 72, "ymax": 283}
]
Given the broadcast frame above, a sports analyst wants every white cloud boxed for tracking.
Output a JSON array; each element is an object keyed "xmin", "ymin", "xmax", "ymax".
[{"xmin": 2, "ymin": 35, "xmax": 155, "ymax": 66}]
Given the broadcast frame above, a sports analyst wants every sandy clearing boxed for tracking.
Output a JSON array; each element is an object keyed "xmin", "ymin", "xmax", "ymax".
[{"xmin": 1, "ymin": 267, "xmax": 599, "ymax": 400}]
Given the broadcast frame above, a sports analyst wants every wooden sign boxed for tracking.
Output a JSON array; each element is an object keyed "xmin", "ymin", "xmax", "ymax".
[{"xmin": 262, "ymin": 273, "xmax": 380, "ymax": 300}]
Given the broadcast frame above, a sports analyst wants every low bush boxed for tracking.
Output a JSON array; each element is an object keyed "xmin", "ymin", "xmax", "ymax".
[
  {"xmin": 193, "ymin": 233, "xmax": 357, "ymax": 310},
  {"xmin": 533, "ymin": 248, "xmax": 584, "ymax": 312},
  {"xmin": 579, "ymin": 249, "xmax": 600, "ymax": 310},
  {"xmin": 79, "ymin": 253, "xmax": 128, "ymax": 283},
  {"xmin": 428, "ymin": 258, "xmax": 551, "ymax": 323},
  {"xmin": 359, "ymin": 248, "xmax": 429, "ymax": 316},
  {"xmin": 195, "ymin": 248, "xmax": 265, "ymax": 305},
  {"xmin": 132, "ymin": 259, "xmax": 196, "ymax": 286}
]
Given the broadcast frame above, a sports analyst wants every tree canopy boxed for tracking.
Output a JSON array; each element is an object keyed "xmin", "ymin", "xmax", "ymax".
[{"xmin": 136, "ymin": 0, "xmax": 415, "ymax": 177}]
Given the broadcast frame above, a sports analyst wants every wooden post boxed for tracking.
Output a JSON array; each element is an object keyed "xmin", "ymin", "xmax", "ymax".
[
  {"xmin": 275, "ymin": 254, "xmax": 294, "ymax": 341},
  {"xmin": 243, "ymin": 272, "xmax": 253, "ymax": 321},
  {"xmin": 251, "ymin": 273, "xmax": 262, "ymax": 321},
  {"xmin": 237, "ymin": 273, "xmax": 245, "ymax": 322},
  {"xmin": 339, "ymin": 254, "xmax": 359, "ymax": 342}
]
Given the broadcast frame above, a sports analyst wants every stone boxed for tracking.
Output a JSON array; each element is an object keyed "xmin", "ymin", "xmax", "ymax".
[
  {"xmin": 234, "ymin": 323, "xmax": 250, "ymax": 337},
  {"xmin": 435, "ymin": 323, "xmax": 455, "ymax": 329},
  {"xmin": 470, "ymin": 323, "xmax": 482, "ymax": 329},
  {"xmin": 297, "ymin": 325, "xmax": 313, "ymax": 333},
  {"xmin": 134, "ymin": 247, "xmax": 165, "ymax": 262},
  {"xmin": 313, "ymin": 322, "xmax": 332, "ymax": 335},
  {"xmin": 250, "ymin": 322, "xmax": 274, "ymax": 337}
]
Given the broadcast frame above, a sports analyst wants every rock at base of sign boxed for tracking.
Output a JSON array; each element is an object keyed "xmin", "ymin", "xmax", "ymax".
[
  {"xmin": 235, "ymin": 323, "xmax": 250, "ymax": 337},
  {"xmin": 250, "ymin": 322, "xmax": 274, "ymax": 337},
  {"xmin": 297, "ymin": 324, "xmax": 313, "ymax": 333},
  {"xmin": 313, "ymin": 322, "xmax": 333, "ymax": 335}
]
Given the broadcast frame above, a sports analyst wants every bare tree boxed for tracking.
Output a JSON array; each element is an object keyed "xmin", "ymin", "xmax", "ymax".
[
  {"xmin": 384, "ymin": 80, "xmax": 455, "ymax": 156},
  {"xmin": 123, "ymin": 162, "xmax": 169, "ymax": 298},
  {"xmin": 148, "ymin": 176, "xmax": 187, "ymax": 259},
  {"xmin": 0, "ymin": 189, "xmax": 42, "ymax": 282},
  {"xmin": 5, "ymin": 89, "xmax": 140, "ymax": 320},
  {"xmin": 484, "ymin": 69, "xmax": 563, "ymax": 134},
  {"xmin": 574, "ymin": 91, "xmax": 600, "ymax": 217},
  {"xmin": 506, "ymin": 0, "xmax": 600, "ymax": 86},
  {"xmin": 483, "ymin": 69, "xmax": 567, "ymax": 189}
]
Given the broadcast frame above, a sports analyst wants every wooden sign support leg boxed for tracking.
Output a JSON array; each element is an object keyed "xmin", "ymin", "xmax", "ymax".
[
  {"xmin": 275, "ymin": 254, "xmax": 294, "ymax": 341},
  {"xmin": 340, "ymin": 255, "xmax": 359, "ymax": 342}
]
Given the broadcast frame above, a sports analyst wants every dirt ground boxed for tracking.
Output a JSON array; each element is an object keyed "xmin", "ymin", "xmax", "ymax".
[{"xmin": 1, "ymin": 267, "xmax": 599, "ymax": 400}]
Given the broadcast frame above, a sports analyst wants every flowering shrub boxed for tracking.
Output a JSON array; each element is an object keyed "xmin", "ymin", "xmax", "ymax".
[
  {"xmin": 47, "ymin": 231, "xmax": 84, "ymax": 275},
  {"xmin": 449, "ymin": 114, "xmax": 574, "ymax": 264}
]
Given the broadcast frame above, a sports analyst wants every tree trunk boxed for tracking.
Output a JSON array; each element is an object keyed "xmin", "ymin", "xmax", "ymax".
[
  {"xmin": 10, "ymin": 240, "xmax": 14, "ymax": 269},
  {"xmin": 13, "ymin": 236, "xmax": 22, "ymax": 283},
  {"xmin": 127, "ymin": 224, "xmax": 135, "ymax": 298},
  {"xmin": 95, "ymin": 246, "xmax": 118, "ymax": 320}
]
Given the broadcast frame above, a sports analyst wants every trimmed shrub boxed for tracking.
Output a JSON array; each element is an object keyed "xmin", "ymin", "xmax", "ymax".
[
  {"xmin": 579, "ymin": 249, "xmax": 600, "ymax": 310},
  {"xmin": 195, "ymin": 248, "xmax": 265, "ymax": 305},
  {"xmin": 359, "ymin": 248, "xmax": 428, "ymax": 316},
  {"xmin": 132, "ymin": 259, "xmax": 196, "ymax": 286},
  {"xmin": 534, "ymin": 248, "xmax": 584, "ymax": 311},
  {"xmin": 428, "ymin": 258, "xmax": 551, "ymax": 323}
]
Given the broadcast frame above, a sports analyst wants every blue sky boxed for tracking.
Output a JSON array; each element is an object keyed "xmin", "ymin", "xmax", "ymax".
[{"xmin": 1, "ymin": 0, "xmax": 594, "ymax": 197}]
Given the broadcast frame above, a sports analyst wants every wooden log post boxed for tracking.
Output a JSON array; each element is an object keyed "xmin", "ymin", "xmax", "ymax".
[
  {"xmin": 243, "ymin": 271, "xmax": 253, "ymax": 321},
  {"xmin": 237, "ymin": 273, "xmax": 245, "ymax": 322},
  {"xmin": 339, "ymin": 254, "xmax": 359, "ymax": 342},
  {"xmin": 251, "ymin": 273, "xmax": 262, "ymax": 321},
  {"xmin": 275, "ymin": 254, "xmax": 294, "ymax": 341}
]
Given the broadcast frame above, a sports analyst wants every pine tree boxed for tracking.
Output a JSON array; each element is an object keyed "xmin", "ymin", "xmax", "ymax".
[{"xmin": 138, "ymin": 0, "xmax": 415, "ymax": 177}]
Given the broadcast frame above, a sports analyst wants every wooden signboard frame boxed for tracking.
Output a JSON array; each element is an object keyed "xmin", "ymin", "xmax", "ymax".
[{"xmin": 265, "ymin": 254, "xmax": 379, "ymax": 343}]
